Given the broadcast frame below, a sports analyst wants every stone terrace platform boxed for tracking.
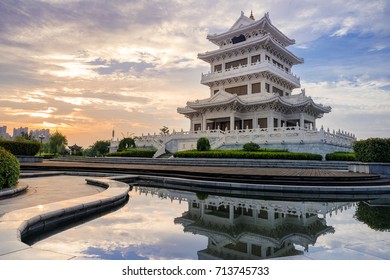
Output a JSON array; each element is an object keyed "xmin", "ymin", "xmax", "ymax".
[{"xmin": 21, "ymin": 158, "xmax": 390, "ymax": 187}]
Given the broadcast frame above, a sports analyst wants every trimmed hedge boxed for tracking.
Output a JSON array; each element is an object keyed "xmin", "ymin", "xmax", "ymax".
[
  {"xmin": 0, "ymin": 146, "xmax": 20, "ymax": 190},
  {"xmin": 42, "ymin": 153, "xmax": 57, "ymax": 159},
  {"xmin": 107, "ymin": 149, "xmax": 156, "ymax": 158},
  {"xmin": 325, "ymin": 152, "xmax": 356, "ymax": 161},
  {"xmin": 353, "ymin": 138, "xmax": 390, "ymax": 162},
  {"xmin": 0, "ymin": 140, "xmax": 40, "ymax": 156},
  {"xmin": 174, "ymin": 150, "xmax": 322, "ymax": 161}
]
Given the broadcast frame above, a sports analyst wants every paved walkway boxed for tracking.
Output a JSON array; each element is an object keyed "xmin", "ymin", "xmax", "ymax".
[
  {"xmin": 0, "ymin": 175, "xmax": 130, "ymax": 260},
  {"xmin": 0, "ymin": 176, "xmax": 103, "ymax": 215}
]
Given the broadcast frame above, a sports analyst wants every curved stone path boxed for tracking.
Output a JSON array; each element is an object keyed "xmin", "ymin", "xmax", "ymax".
[{"xmin": 0, "ymin": 175, "xmax": 130, "ymax": 260}]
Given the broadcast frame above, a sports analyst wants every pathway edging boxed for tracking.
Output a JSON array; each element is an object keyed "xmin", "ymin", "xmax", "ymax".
[{"xmin": 0, "ymin": 177, "xmax": 130, "ymax": 260}]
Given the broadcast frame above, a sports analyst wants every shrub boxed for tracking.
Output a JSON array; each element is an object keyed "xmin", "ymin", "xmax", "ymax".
[
  {"xmin": 174, "ymin": 150, "xmax": 322, "ymax": 160},
  {"xmin": 354, "ymin": 202, "xmax": 390, "ymax": 232},
  {"xmin": 353, "ymin": 138, "xmax": 390, "ymax": 162},
  {"xmin": 118, "ymin": 138, "xmax": 136, "ymax": 152},
  {"xmin": 196, "ymin": 192, "xmax": 209, "ymax": 200},
  {"xmin": 106, "ymin": 149, "xmax": 156, "ymax": 158},
  {"xmin": 0, "ymin": 146, "xmax": 20, "ymax": 190},
  {"xmin": 197, "ymin": 137, "xmax": 210, "ymax": 151},
  {"xmin": 325, "ymin": 152, "xmax": 356, "ymax": 161},
  {"xmin": 243, "ymin": 142, "xmax": 260, "ymax": 151},
  {"xmin": 0, "ymin": 140, "xmax": 40, "ymax": 156}
]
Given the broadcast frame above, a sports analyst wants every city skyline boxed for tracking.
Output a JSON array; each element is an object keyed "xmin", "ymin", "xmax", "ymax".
[
  {"xmin": 1, "ymin": 0, "xmax": 389, "ymax": 147},
  {"xmin": 0, "ymin": 125, "xmax": 51, "ymax": 141}
]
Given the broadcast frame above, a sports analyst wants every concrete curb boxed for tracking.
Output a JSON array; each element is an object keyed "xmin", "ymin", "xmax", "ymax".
[
  {"xmin": 0, "ymin": 185, "xmax": 29, "ymax": 199},
  {"xmin": 119, "ymin": 174, "xmax": 390, "ymax": 200},
  {"xmin": 0, "ymin": 177, "xmax": 130, "ymax": 260}
]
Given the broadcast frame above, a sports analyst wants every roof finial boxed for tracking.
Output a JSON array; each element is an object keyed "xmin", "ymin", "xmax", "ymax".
[{"xmin": 250, "ymin": 10, "xmax": 255, "ymax": 20}]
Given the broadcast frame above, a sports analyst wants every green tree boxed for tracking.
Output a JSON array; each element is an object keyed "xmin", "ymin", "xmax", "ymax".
[
  {"xmin": 118, "ymin": 137, "xmax": 135, "ymax": 152},
  {"xmin": 41, "ymin": 142, "xmax": 50, "ymax": 153},
  {"xmin": 49, "ymin": 131, "xmax": 68, "ymax": 155},
  {"xmin": 88, "ymin": 140, "xmax": 110, "ymax": 156},
  {"xmin": 354, "ymin": 202, "xmax": 390, "ymax": 232},
  {"xmin": 160, "ymin": 126, "xmax": 170, "ymax": 136}
]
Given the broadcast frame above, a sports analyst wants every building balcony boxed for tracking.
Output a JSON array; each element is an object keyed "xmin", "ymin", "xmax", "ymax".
[{"xmin": 201, "ymin": 61, "xmax": 300, "ymax": 88}]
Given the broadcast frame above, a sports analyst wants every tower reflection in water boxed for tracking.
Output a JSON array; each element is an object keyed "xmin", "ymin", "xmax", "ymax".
[{"xmin": 135, "ymin": 187, "xmax": 353, "ymax": 260}]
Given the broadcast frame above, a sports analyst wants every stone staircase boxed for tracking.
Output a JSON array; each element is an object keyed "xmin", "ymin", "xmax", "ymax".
[{"xmin": 50, "ymin": 157, "xmax": 351, "ymax": 170}]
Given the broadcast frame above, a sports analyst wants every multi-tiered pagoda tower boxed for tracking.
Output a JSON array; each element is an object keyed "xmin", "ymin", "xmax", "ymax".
[
  {"xmin": 178, "ymin": 12, "xmax": 329, "ymax": 132},
  {"xmin": 127, "ymin": 11, "xmax": 356, "ymax": 158}
]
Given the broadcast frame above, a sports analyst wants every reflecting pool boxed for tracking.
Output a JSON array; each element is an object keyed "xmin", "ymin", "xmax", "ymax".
[{"xmin": 28, "ymin": 185, "xmax": 390, "ymax": 260}]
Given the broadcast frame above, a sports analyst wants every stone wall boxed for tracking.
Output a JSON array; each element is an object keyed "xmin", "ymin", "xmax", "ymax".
[{"xmin": 349, "ymin": 163, "xmax": 390, "ymax": 178}]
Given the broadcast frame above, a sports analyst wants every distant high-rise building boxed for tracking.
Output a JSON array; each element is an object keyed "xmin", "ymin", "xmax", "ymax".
[
  {"xmin": 12, "ymin": 127, "xmax": 28, "ymax": 139},
  {"xmin": 0, "ymin": 126, "xmax": 11, "ymax": 139},
  {"xmin": 30, "ymin": 129, "xmax": 51, "ymax": 142}
]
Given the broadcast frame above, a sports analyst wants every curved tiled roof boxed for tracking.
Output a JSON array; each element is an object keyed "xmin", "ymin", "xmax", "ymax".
[
  {"xmin": 178, "ymin": 90, "xmax": 331, "ymax": 115},
  {"xmin": 198, "ymin": 33, "xmax": 303, "ymax": 65},
  {"xmin": 207, "ymin": 12, "xmax": 295, "ymax": 47}
]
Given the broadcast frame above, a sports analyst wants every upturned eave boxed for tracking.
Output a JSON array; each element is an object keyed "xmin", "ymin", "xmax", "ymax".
[{"xmin": 207, "ymin": 13, "xmax": 295, "ymax": 47}]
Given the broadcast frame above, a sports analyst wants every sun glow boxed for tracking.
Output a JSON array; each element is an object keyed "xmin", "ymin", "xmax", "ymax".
[{"xmin": 14, "ymin": 107, "xmax": 57, "ymax": 119}]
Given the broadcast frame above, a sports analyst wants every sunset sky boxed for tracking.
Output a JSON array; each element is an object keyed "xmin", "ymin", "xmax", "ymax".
[{"xmin": 1, "ymin": 0, "xmax": 389, "ymax": 147}]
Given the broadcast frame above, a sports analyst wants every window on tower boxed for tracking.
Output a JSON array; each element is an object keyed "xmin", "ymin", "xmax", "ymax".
[
  {"xmin": 272, "ymin": 59, "xmax": 284, "ymax": 69},
  {"xmin": 265, "ymin": 83, "xmax": 270, "ymax": 93},
  {"xmin": 252, "ymin": 83, "xmax": 260, "ymax": 93},
  {"xmin": 214, "ymin": 64, "xmax": 222, "ymax": 72},
  {"xmin": 225, "ymin": 85, "xmax": 248, "ymax": 96},
  {"xmin": 232, "ymin": 34, "xmax": 246, "ymax": 44},
  {"xmin": 258, "ymin": 118, "xmax": 268, "ymax": 128},
  {"xmin": 225, "ymin": 58, "xmax": 248, "ymax": 69},
  {"xmin": 272, "ymin": 86, "xmax": 283, "ymax": 96},
  {"xmin": 251, "ymin": 55, "xmax": 260, "ymax": 64}
]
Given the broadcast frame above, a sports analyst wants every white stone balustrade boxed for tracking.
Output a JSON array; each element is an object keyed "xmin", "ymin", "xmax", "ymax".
[
  {"xmin": 135, "ymin": 186, "xmax": 353, "ymax": 218},
  {"xmin": 130, "ymin": 126, "xmax": 356, "ymax": 157}
]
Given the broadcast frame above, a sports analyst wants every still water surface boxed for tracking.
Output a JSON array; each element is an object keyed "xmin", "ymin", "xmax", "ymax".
[{"xmin": 29, "ymin": 185, "xmax": 390, "ymax": 260}]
